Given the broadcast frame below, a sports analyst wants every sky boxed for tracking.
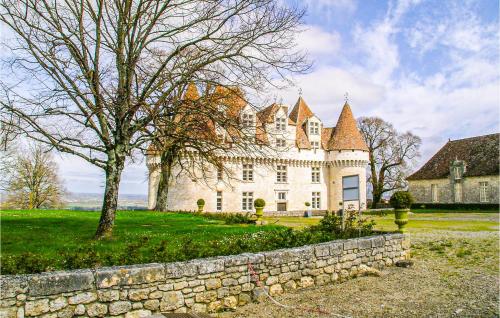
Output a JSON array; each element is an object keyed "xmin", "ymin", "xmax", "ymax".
[{"xmin": 53, "ymin": 0, "xmax": 500, "ymax": 195}]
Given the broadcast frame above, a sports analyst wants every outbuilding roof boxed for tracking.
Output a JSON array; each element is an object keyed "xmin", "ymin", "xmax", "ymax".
[{"xmin": 407, "ymin": 133, "xmax": 499, "ymax": 180}]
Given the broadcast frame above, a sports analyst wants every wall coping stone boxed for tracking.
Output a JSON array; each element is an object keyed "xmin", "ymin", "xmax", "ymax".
[{"xmin": 0, "ymin": 233, "xmax": 408, "ymax": 299}]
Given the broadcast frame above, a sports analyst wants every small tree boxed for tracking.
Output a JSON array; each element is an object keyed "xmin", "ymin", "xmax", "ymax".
[
  {"xmin": 2, "ymin": 145, "xmax": 65, "ymax": 209},
  {"xmin": 358, "ymin": 117, "xmax": 421, "ymax": 208}
]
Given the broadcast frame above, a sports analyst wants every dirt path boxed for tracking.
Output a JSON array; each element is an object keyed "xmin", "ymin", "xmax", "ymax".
[{"xmin": 220, "ymin": 231, "xmax": 499, "ymax": 318}]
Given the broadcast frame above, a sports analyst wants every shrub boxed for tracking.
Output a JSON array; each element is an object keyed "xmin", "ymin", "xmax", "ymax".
[
  {"xmin": 389, "ymin": 191, "xmax": 414, "ymax": 209},
  {"xmin": 312, "ymin": 210, "xmax": 375, "ymax": 238},
  {"xmin": 305, "ymin": 202, "xmax": 311, "ymax": 207},
  {"xmin": 254, "ymin": 198, "xmax": 265, "ymax": 208},
  {"xmin": 411, "ymin": 202, "xmax": 499, "ymax": 211},
  {"xmin": 196, "ymin": 199, "xmax": 205, "ymax": 206}
]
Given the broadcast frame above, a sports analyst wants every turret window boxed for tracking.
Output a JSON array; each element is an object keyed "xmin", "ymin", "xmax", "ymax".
[
  {"xmin": 311, "ymin": 167, "xmax": 320, "ymax": 183},
  {"xmin": 276, "ymin": 117, "xmax": 286, "ymax": 131},
  {"xmin": 276, "ymin": 138, "xmax": 286, "ymax": 148},
  {"xmin": 310, "ymin": 122, "xmax": 319, "ymax": 135},
  {"xmin": 242, "ymin": 113, "xmax": 254, "ymax": 127}
]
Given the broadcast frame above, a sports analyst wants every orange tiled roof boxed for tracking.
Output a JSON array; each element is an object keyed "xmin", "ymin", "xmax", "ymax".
[
  {"xmin": 328, "ymin": 102, "xmax": 368, "ymax": 151},
  {"xmin": 288, "ymin": 97, "xmax": 314, "ymax": 149}
]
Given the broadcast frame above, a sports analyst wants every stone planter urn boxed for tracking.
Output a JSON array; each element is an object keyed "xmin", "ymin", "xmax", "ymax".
[
  {"xmin": 254, "ymin": 198, "xmax": 265, "ymax": 224},
  {"xmin": 394, "ymin": 209, "xmax": 410, "ymax": 233},
  {"xmin": 389, "ymin": 191, "xmax": 414, "ymax": 233},
  {"xmin": 196, "ymin": 199, "xmax": 205, "ymax": 213}
]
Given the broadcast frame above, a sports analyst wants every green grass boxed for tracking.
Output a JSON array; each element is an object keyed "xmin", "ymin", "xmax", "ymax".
[
  {"xmin": 265, "ymin": 211, "xmax": 499, "ymax": 233},
  {"xmin": 0, "ymin": 209, "xmax": 283, "ymax": 273}
]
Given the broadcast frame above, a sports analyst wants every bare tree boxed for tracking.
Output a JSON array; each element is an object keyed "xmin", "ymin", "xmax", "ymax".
[
  {"xmin": 2, "ymin": 144, "xmax": 65, "ymax": 209},
  {"xmin": 358, "ymin": 117, "xmax": 421, "ymax": 208},
  {"xmin": 0, "ymin": 0, "xmax": 309, "ymax": 238}
]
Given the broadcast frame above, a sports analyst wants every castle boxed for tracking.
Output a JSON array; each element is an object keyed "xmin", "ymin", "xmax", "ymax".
[{"xmin": 146, "ymin": 92, "xmax": 369, "ymax": 214}]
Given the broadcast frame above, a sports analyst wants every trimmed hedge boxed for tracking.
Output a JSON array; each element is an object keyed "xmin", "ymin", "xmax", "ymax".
[{"xmin": 411, "ymin": 203, "xmax": 499, "ymax": 211}]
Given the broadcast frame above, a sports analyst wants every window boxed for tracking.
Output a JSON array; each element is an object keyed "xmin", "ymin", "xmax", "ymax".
[
  {"xmin": 217, "ymin": 165, "xmax": 223, "ymax": 181},
  {"xmin": 431, "ymin": 184, "xmax": 438, "ymax": 202},
  {"xmin": 309, "ymin": 122, "xmax": 319, "ymax": 135},
  {"xmin": 276, "ymin": 138, "xmax": 286, "ymax": 148},
  {"xmin": 275, "ymin": 117, "xmax": 286, "ymax": 131},
  {"xmin": 216, "ymin": 191, "xmax": 223, "ymax": 211},
  {"xmin": 242, "ymin": 192, "xmax": 254, "ymax": 211},
  {"xmin": 312, "ymin": 192, "xmax": 321, "ymax": 209},
  {"xmin": 342, "ymin": 175, "xmax": 359, "ymax": 201},
  {"xmin": 480, "ymin": 182, "xmax": 489, "ymax": 202},
  {"xmin": 276, "ymin": 165, "xmax": 287, "ymax": 183},
  {"xmin": 242, "ymin": 113, "xmax": 254, "ymax": 127},
  {"xmin": 242, "ymin": 164, "xmax": 253, "ymax": 181},
  {"xmin": 277, "ymin": 192, "xmax": 287, "ymax": 201},
  {"xmin": 311, "ymin": 167, "xmax": 320, "ymax": 183},
  {"xmin": 454, "ymin": 166, "xmax": 461, "ymax": 180},
  {"xmin": 454, "ymin": 183, "xmax": 462, "ymax": 202},
  {"xmin": 311, "ymin": 141, "xmax": 320, "ymax": 151}
]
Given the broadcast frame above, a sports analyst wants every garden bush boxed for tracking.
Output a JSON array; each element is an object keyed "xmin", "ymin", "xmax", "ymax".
[
  {"xmin": 254, "ymin": 198, "xmax": 265, "ymax": 208},
  {"xmin": 390, "ymin": 191, "xmax": 414, "ymax": 209},
  {"xmin": 196, "ymin": 199, "xmax": 205, "ymax": 206}
]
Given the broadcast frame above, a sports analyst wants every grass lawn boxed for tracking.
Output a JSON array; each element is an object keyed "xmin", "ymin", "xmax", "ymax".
[
  {"xmin": 264, "ymin": 211, "xmax": 500, "ymax": 232},
  {"xmin": 0, "ymin": 209, "xmax": 283, "ymax": 274}
]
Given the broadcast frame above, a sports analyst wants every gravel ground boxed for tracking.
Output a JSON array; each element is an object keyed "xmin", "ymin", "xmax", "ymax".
[{"xmin": 219, "ymin": 231, "xmax": 499, "ymax": 318}]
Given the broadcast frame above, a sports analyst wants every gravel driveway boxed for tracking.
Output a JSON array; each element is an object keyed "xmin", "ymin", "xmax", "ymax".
[{"xmin": 220, "ymin": 231, "xmax": 499, "ymax": 318}]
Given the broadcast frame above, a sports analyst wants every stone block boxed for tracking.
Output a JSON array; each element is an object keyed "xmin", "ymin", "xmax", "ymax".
[
  {"xmin": 300, "ymin": 276, "xmax": 314, "ymax": 288},
  {"xmin": 74, "ymin": 304, "xmax": 85, "ymax": 315},
  {"xmin": 205, "ymin": 278, "xmax": 221, "ymax": 290},
  {"xmin": 315, "ymin": 274, "xmax": 331, "ymax": 286},
  {"xmin": 0, "ymin": 276, "xmax": 28, "ymax": 299},
  {"xmin": 173, "ymin": 281, "xmax": 188, "ymax": 291},
  {"xmin": 124, "ymin": 309, "xmax": 151, "ymax": 318},
  {"xmin": 49, "ymin": 297, "xmax": 67, "ymax": 312},
  {"xmin": 108, "ymin": 301, "xmax": 132, "ymax": 315},
  {"xmin": 207, "ymin": 300, "xmax": 222, "ymax": 313},
  {"xmin": 283, "ymin": 280, "xmax": 297, "ymax": 291},
  {"xmin": 223, "ymin": 296, "xmax": 237, "ymax": 309},
  {"xmin": 68, "ymin": 292, "xmax": 97, "ymax": 305},
  {"xmin": 27, "ymin": 270, "xmax": 94, "ymax": 297},
  {"xmin": 221, "ymin": 278, "xmax": 238, "ymax": 287},
  {"xmin": 238, "ymin": 293, "xmax": 251, "ymax": 305},
  {"xmin": 329, "ymin": 243, "xmax": 343, "ymax": 256},
  {"xmin": 343, "ymin": 239, "xmax": 359, "ymax": 250},
  {"xmin": 55, "ymin": 305, "xmax": 74, "ymax": 318},
  {"xmin": 196, "ymin": 259, "xmax": 225, "ymax": 275},
  {"xmin": 269, "ymin": 284, "xmax": 283, "ymax": 296},
  {"xmin": 97, "ymin": 290, "xmax": 119, "ymax": 302},
  {"xmin": 191, "ymin": 303, "xmax": 207, "ymax": 313},
  {"xmin": 224, "ymin": 255, "xmax": 248, "ymax": 267},
  {"xmin": 358, "ymin": 238, "xmax": 372, "ymax": 249},
  {"xmin": 95, "ymin": 264, "xmax": 165, "ymax": 288},
  {"xmin": 128, "ymin": 289, "xmax": 149, "ymax": 301},
  {"xmin": 25, "ymin": 299, "xmax": 50, "ymax": 317},
  {"xmin": 86, "ymin": 303, "xmax": 107, "ymax": 317},
  {"xmin": 165, "ymin": 262, "xmax": 197, "ymax": 279},
  {"xmin": 160, "ymin": 291, "xmax": 184, "ymax": 311},
  {"xmin": 314, "ymin": 244, "xmax": 330, "ymax": 258},
  {"xmin": 372, "ymin": 236, "xmax": 385, "ymax": 248},
  {"xmin": 251, "ymin": 288, "xmax": 268, "ymax": 303},
  {"xmin": 0, "ymin": 307, "xmax": 18, "ymax": 318},
  {"xmin": 144, "ymin": 300, "xmax": 160, "ymax": 311},
  {"xmin": 265, "ymin": 276, "xmax": 278, "ymax": 286}
]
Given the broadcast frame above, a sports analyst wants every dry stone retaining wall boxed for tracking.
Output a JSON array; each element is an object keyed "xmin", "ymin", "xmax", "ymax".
[{"xmin": 0, "ymin": 233, "xmax": 409, "ymax": 318}]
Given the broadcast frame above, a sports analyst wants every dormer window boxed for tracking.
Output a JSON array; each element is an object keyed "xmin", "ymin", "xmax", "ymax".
[
  {"xmin": 242, "ymin": 113, "xmax": 254, "ymax": 127},
  {"xmin": 275, "ymin": 117, "xmax": 286, "ymax": 131},
  {"xmin": 309, "ymin": 122, "xmax": 320, "ymax": 135},
  {"xmin": 276, "ymin": 138, "xmax": 286, "ymax": 148},
  {"xmin": 311, "ymin": 141, "xmax": 320, "ymax": 150}
]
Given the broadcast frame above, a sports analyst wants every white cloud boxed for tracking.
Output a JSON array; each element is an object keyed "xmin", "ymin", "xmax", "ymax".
[{"xmin": 296, "ymin": 25, "xmax": 341, "ymax": 57}]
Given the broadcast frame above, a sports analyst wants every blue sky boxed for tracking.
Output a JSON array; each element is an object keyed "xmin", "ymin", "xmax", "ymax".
[{"xmin": 54, "ymin": 0, "xmax": 499, "ymax": 195}]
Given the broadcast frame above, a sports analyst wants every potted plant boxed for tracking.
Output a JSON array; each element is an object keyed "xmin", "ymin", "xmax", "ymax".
[
  {"xmin": 196, "ymin": 199, "xmax": 205, "ymax": 212},
  {"xmin": 304, "ymin": 201, "xmax": 312, "ymax": 217},
  {"xmin": 389, "ymin": 191, "xmax": 414, "ymax": 233},
  {"xmin": 254, "ymin": 198, "xmax": 265, "ymax": 223}
]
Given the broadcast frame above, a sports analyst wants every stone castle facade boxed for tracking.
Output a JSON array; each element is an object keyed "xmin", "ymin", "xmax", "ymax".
[
  {"xmin": 147, "ymin": 93, "xmax": 369, "ymax": 213},
  {"xmin": 408, "ymin": 134, "xmax": 499, "ymax": 204}
]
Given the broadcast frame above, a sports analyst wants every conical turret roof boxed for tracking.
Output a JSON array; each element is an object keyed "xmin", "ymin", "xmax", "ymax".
[
  {"xmin": 288, "ymin": 97, "xmax": 315, "ymax": 149},
  {"xmin": 329, "ymin": 102, "xmax": 368, "ymax": 151}
]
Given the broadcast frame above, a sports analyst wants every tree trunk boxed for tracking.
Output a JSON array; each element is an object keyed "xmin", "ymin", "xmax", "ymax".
[
  {"xmin": 154, "ymin": 149, "xmax": 176, "ymax": 212},
  {"xmin": 95, "ymin": 153, "xmax": 125, "ymax": 239},
  {"xmin": 371, "ymin": 191, "xmax": 382, "ymax": 208}
]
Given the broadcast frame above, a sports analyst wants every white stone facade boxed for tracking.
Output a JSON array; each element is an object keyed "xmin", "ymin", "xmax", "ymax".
[{"xmin": 147, "ymin": 99, "xmax": 369, "ymax": 213}]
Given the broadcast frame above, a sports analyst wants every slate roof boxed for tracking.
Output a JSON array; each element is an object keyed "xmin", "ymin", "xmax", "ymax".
[
  {"xmin": 288, "ymin": 97, "xmax": 315, "ymax": 149},
  {"xmin": 407, "ymin": 133, "xmax": 499, "ymax": 180}
]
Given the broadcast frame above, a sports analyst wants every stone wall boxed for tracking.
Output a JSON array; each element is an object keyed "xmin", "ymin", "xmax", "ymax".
[
  {"xmin": 0, "ymin": 234, "xmax": 409, "ymax": 318},
  {"xmin": 408, "ymin": 175, "xmax": 499, "ymax": 204}
]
